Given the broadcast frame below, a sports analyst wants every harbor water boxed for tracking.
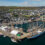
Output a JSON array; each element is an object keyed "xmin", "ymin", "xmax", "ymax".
[{"xmin": 0, "ymin": 21, "xmax": 45, "ymax": 45}]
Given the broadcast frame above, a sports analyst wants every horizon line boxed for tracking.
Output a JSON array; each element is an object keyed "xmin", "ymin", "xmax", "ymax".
[{"xmin": 0, "ymin": 6, "xmax": 45, "ymax": 7}]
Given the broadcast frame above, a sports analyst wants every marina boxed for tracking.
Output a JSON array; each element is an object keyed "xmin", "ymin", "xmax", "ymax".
[{"xmin": 0, "ymin": 21, "xmax": 45, "ymax": 42}]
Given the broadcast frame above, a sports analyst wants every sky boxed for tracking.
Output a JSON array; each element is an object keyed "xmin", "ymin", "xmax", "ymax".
[{"xmin": 0, "ymin": 0, "xmax": 45, "ymax": 7}]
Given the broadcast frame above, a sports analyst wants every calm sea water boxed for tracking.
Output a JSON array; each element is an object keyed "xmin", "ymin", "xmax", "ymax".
[{"xmin": 0, "ymin": 21, "xmax": 45, "ymax": 45}]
